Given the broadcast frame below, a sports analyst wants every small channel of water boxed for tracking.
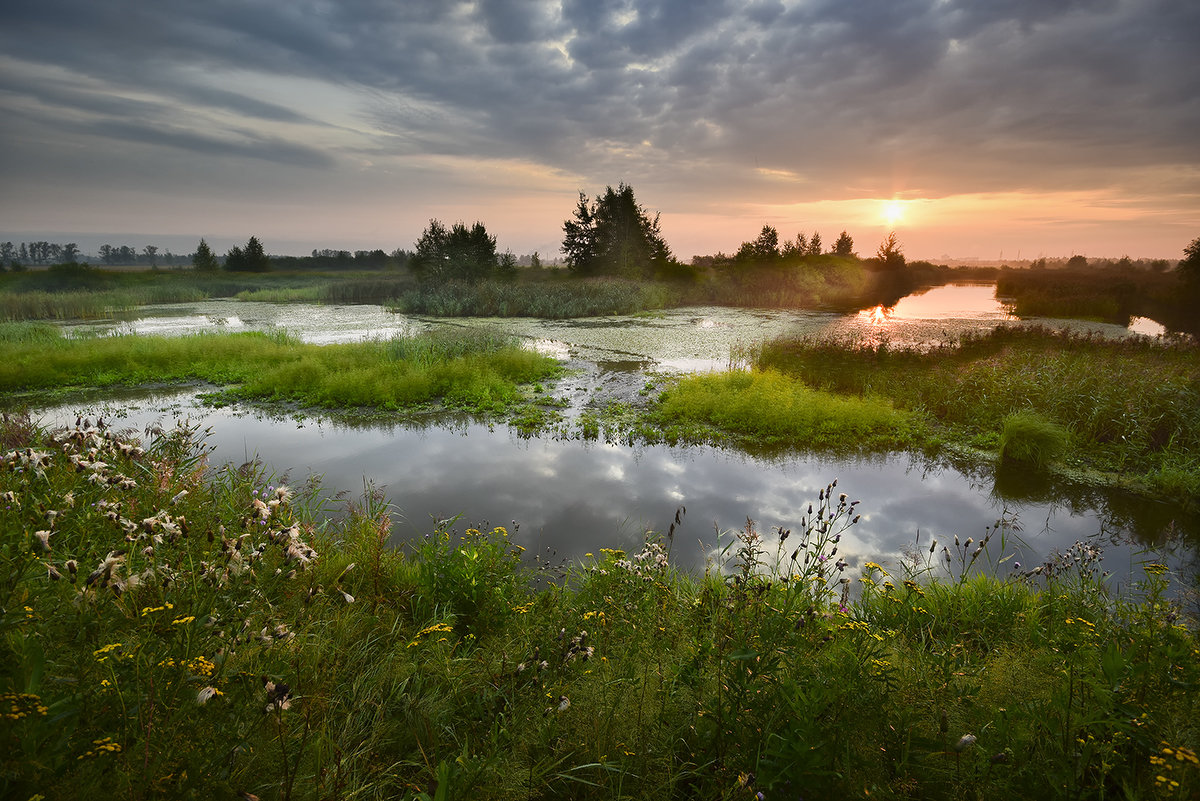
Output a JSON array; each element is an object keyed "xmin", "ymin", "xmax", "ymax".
[{"xmin": 36, "ymin": 285, "xmax": 1195, "ymax": 589}]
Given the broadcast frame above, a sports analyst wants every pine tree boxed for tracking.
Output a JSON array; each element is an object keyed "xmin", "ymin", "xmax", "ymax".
[{"xmin": 193, "ymin": 239, "xmax": 219, "ymax": 271}]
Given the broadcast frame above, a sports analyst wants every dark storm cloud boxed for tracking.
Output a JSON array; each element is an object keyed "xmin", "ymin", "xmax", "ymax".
[{"xmin": 1, "ymin": 0, "xmax": 1196, "ymax": 204}]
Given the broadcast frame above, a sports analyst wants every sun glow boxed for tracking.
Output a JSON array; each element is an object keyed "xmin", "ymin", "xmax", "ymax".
[{"xmin": 882, "ymin": 200, "xmax": 905, "ymax": 226}]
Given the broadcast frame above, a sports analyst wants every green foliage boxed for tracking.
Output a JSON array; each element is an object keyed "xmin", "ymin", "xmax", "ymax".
[
  {"xmin": 410, "ymin": 219, "xmax": 500, "ymax": 283},
  {"xmin": 998, "ymin": 410, "xmax": 1070, "ymax": 468},
  {"xmin": 392, "ymin": 277, "xmax": 671, "ymax": 318},
  {"xmin": 224, "ymin": 236, "xmax": 271, "ymax": 272},
  {"xmin": 0, "ymin": 421, "xmax": 1197, "ymax": 799},
  {"xmin": 0, "ymin": 329, "xmax": 560, "ymax": 415},
  {"xmin": 561, "ymin": 183, "xmax": 672, "ymax": 277},
  {"xmin": 654, "ymin": 368, "xmax": 910, "ymax": 449},
  {"xmin": 412, "ymin": 523, "xmax": 527, "ymax": 636},
  {"xmin": 1178, "ymin": 235, "xmax": 1200, "ymax": 286},
  {"xmin": 192, "ymin": 238, "xmax": 220, "ymax": 272},
  {"xmin": 735, "ymin": 224, "xmax": 780, "ymax": 263},
  {"xmin": 757, "ymin": 327, "xmax": 1200, "ymax": 501}
]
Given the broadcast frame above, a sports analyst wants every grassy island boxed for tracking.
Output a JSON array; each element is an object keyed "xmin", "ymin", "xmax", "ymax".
[
  {"xmin": 0, "ymin": 325, "xmax": 559, "ymax": 417},
  {"xmin": 1, "ymin": 418, "xmax": 1196, "ymax": 799}
]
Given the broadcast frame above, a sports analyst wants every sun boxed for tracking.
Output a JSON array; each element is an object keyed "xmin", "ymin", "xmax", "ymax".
[{"xmin": 882, "ymin": 199, "xmax": 905, "ymax": 226}]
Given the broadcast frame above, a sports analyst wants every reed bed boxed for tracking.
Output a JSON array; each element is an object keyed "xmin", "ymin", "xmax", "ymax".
[
  {"xmin": 1, "ymin": 419, "xmax": 1195, "ymax": 799},
  {"xmin": 752, "ymin": 326, "xmax": 1200, "ymax": 499},
  {"xmin": 391, "ymin": 278, "xmax": 673, "ymax": 318}
]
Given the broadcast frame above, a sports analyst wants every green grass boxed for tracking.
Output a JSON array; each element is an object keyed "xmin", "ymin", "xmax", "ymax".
[
  {"xmin": 753, "ymin": 326, "xmax": 1200, "ymax": 501},
  {"xmin": 1, "ymin": 422, "xmax": 1196, "ymax": 800},
  {"xmin": 651, "ymin": 368, "xmax": 913, "ymax": 450},
  {"xmin": 0, "ymin": 328, "xmax": 560, "ymax": 415},
  {"xmin": 999, "ymin": 410, "xmax": 1070, "ymax": 468},
  {"xmin": 0, "ymin": 266, "xmax": 418, "ymax": 321}
]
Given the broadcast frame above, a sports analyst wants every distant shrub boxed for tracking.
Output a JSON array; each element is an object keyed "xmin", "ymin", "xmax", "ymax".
[{"xmin": 998, "ymin": 410, "xmax": 1069, "ymax": 468}]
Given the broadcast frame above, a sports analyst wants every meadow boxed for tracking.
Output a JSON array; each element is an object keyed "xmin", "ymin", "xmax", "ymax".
[{"xmin": 1, "ymin": 417, "xmax": 1196, "ymax": 799}]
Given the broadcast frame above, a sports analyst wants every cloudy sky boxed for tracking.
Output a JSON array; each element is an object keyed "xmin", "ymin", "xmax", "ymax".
[{"xmin": 1, "ymin": 0, "xmax": 1197, "ymax": 261}]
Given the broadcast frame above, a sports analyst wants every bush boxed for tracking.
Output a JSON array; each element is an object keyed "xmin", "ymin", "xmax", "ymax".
[{"xmin": 998, "ymin": 410, "xmax": 1069, "ymax": 468}]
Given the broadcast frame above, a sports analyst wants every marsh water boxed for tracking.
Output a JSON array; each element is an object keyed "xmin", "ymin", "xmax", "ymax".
[{"xmin": 36, "ymin": 284, "xmax": 1197, "ymax": 588}]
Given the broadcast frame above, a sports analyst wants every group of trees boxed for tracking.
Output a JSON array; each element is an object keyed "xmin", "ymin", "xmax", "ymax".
[
  {"xmin": 731, "ymin": 226, "xmax": 856, "ymax": 265},
  {"xmin": 409, "ymin": 220, "xmax": 516, "ymax": 283},
  {"xmin": 1, "ymin": 241, "xmax": 81, "ymax": 267},
  {"xmin": 220, "ymin": 236, "xmax": 271, "ymax": 272},
  {"xmin": 561, "ymin": 183, "xmax": 672, "ymax": 277}
]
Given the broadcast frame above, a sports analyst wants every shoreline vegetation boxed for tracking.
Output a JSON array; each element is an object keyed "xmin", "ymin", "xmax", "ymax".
[
  {"xmin": 0, "ymin": 326, "xmax": 560, "ymax": 419},
  {"xmin": 638, "ymin": 327, "xmax": 1200, "ymax": 506},
  {"xmin": 1, "ymin": 418, "xmax": 1196, "ymax": 799},
  {"xmin": 0, "ymin": 322, "xmax": 1196, "ymax": 506},
  {"xmin": 5, "ymin": 257, "xmax": 1196, "ymax": 335}
]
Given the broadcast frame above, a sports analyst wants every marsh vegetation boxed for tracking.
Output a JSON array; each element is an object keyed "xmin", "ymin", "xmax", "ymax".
[{"xmin": 1, "ymin": 419, "xmax": 1195, "ymax": 799}]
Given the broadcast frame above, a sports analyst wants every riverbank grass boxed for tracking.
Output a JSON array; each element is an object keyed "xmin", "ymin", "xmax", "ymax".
[
  {"xmin": 1, "ymin": 419, "xmax": 1196, "ymax": 799},
  {"xmin": 751, "ymin": 326, "xmax": 1200, "ymax": 501},
  {"xmin": 0, "ymin": 326, "xmax": 559, "ymax": 415}
]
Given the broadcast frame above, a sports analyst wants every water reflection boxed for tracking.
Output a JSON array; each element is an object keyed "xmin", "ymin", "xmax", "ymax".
[{"xmin": 30, "ymin": 393, "xmax": 1198, "ymax": 591}]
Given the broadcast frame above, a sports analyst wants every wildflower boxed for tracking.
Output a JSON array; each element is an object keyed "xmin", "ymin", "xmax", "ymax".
[
  {"xmin": 77, "ymin": 736, "xmax": 122, "ymax": 760},
  {"xmin": 197, "ymin": 686, "xmax": 223, "ymax": 705},
  {"xmin": 955, "ymin": 734, "xmax": 977, "ymax": 752},
  {"xmin": 32, "ymin": 529, "xmax": 52, "ymax": 552},
  {"xmin": 86, "ymin": 552, "xmax": 125, "ymax": 587},
  {"xmin": 556, "ymin": 696, "xmax": 570, "ymax": 712},
  {"xmin": 170, "ymin": 490, "xmax": 188, "ymax": 505}
]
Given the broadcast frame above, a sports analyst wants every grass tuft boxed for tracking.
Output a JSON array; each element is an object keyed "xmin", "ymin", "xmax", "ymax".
[{"xmin": 998, "ymin": 410, "xmax": 1070, "ymax": 468}]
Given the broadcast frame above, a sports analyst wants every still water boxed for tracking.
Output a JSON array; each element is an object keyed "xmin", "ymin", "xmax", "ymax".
[{"xmin": 40, "ymin": 285, "xmax": 1193, "ymax": 588}]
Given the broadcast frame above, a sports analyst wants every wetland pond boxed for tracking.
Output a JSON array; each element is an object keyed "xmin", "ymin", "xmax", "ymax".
[{"xmin": 38, "ymin": 284, "xmax": 1197, "ymax": 590}]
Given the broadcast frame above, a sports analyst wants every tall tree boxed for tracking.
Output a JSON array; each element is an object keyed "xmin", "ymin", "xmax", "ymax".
[
  {"xmin": 833, "ymin": 230, "xmax": 855, "ymax": 256},
  {"xmin": 142, "ymin": 245, "xmax": 159, "ymax": 267},
  {"xmin": 561, "ymin": 193, "xmax": 599, "ymax": 274},
  {"xmin": 874, "ymin": 231, "xmax": 906, "ymax": 270},
  {"xmin": 193, "ymin": 239, "xmax": 219, "ymax": 272},
  {"xmin": 1178, "ymin": 236, "xmax": 1200, "ymax": 286},
  {"xmin": 807, "ymin": 232, "xmax": 823, "ymax": 256},
  {"xmin": 561, "ymin": 183, "xmax": 671, "ymax": 277},
  {"xmin": 62, "ymin": 243, "xmax": 80, "ymax": 263}
]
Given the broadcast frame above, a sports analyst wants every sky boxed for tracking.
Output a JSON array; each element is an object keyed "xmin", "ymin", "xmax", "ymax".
[{"xmin": 1, "ymin": 0, "xmax": 1197, "ymax": 262}]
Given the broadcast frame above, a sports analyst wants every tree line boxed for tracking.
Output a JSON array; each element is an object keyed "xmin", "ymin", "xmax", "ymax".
[{"xmin": 5, "ymin": 186, "xmax": 1194, "ymax": 281}]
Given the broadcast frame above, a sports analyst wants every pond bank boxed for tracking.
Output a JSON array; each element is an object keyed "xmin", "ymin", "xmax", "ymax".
[{"xmin": 1, "ymin": 418, "xmax": 1196, "ymax": 800}]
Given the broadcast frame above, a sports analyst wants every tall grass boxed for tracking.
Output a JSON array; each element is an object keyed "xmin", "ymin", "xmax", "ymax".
[
  {"xmin": 391, "ymin": 278, "xmax": 672, "ymax": 318},
  {"xmin": 0, "ymin": 329, "xmax": 559, "ymax": 414},
  {"xmin": 653, "ymin": 368, "xmax": 912, "ymax": 450},
  {"xmin": 999, "ymin": 410, "xmax": 1070, "ymax": 467},
  {"xmin": 755, "ymin": 327, "xmax": 1200, "ymax": 498},
  {"xmin": 1, "ymin": 421, "xmax": 1195, "ymax": 799}
]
